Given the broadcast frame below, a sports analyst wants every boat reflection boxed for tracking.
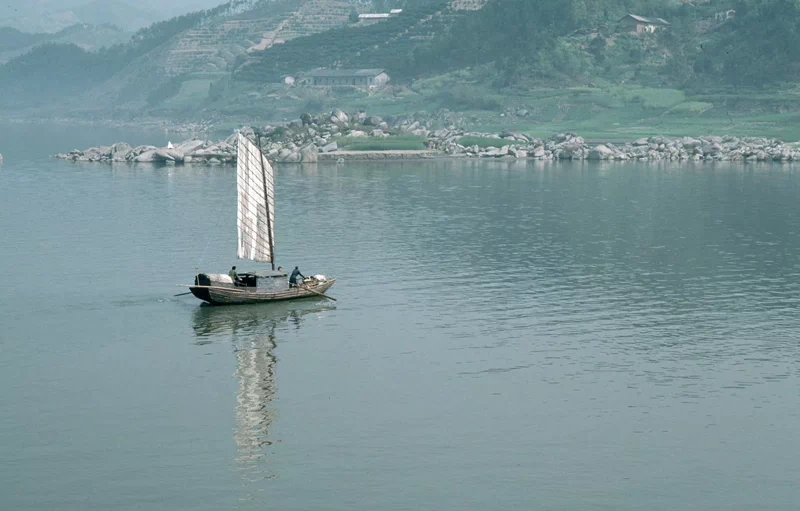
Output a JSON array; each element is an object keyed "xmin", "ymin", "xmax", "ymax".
[
  {"xmin": 192, "ymin": 300, "xmax": 333, "ymax": 338},
  {"xmin": 191, "ymin": 302, "xmax": 334, "ymax": 485}
]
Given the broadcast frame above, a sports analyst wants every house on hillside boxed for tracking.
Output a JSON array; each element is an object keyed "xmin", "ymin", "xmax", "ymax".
[
  {"xmin": 297, "ymin": 69, "xmax": 391, "ymax": 88},
  {"xmin": 714, "ymin": 9, "xmax": 736, "ymax": 21},
  {"xmin": 358, "ymin": 13, "xmax": 390, "ymax": 21},
  {"xmin": 358, "ymin": 9, "xmax": 402, "ymax": 23},
  {"xmin": 619, "ymin": 14, "xmax": 670, "ymax": 34}
]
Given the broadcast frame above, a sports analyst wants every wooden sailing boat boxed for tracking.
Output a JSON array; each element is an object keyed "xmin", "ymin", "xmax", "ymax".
[{"xmin": 187, "ymin": 133, "xmax": 335, "ymax": 305}]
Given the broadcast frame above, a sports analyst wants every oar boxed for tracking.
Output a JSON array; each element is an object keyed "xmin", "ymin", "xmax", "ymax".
[
  {"xmin": 301, "ymin": 285, "xmax": 337, "ymax": 301},
  {"xmin": 174, "ymin": 291, "xmax": 192, "ymax": 297}
]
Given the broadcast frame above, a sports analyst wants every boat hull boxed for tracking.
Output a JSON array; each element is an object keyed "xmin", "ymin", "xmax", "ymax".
[{"xmin": 190, "ymin": 279, "xmax": 336, "ymax": 305}]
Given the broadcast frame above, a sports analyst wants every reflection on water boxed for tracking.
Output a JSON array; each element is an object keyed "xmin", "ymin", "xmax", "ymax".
[
  {"xmin": 192, "ymin": 303, "xmax": 334, "ymax": 487},
  {"xmin": 192, "ymin": 301, "xmax": 333, "ymax": 339},
  {"xmin": 5, "ymin": 146, "xmax": 800, "ymax": 511}
]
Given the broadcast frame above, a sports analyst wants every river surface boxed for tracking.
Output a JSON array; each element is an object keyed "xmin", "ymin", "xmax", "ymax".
[{"xmin": 1, "ymin": 123, "xmax": 798, "ymax": 510}]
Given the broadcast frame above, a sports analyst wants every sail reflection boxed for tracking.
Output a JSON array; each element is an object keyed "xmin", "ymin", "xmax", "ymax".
[{"xmin": 191, "ymin": 302, "xmax": 334, "ymax": 485}]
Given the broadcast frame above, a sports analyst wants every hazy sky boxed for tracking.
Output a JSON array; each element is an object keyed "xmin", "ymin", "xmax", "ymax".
[{"xmin": 0, "ymin": 0, "xmax": 227, "ymax": 18}]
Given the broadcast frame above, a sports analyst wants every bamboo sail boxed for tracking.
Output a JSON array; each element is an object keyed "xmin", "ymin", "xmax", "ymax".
[{"xmin": 237, "ymin": 133, "xmax": 275, "ymax": 266}]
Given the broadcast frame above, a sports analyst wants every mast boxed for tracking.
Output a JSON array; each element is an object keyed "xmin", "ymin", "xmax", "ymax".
[{"xmin": 256, "ymin": 135, "xmax": 276, "ymax": 271}]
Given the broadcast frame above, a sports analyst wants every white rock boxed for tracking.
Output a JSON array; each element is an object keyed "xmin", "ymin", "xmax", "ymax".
[
  {"xmin": 174, "ymin": 140, "xmax": 206, "ymax": 154},
  {"xmin": 300, "ymin": 144, "xmax": 318, "ymax": 163},
  {"xmin": 154, "ymin": 148, "xmax": 184, "ymax": 162},
  {"xmin": 135, "ymin": 150, "xmax": 157, "ymax": 162},
  {"xmin": 588, "ymin": 145, "xmax": 614, "ymax": 160}
]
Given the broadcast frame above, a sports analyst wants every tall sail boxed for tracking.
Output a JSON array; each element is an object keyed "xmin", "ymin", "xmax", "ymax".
[{"xmin": 237, "ymin": 133, "xmax": 275, "ymax": 265}]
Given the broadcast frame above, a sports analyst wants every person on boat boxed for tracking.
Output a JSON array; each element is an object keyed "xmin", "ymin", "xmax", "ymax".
[
  {"xmin": 289, "ymin": 266, "xmax": 305, "ymax": 288},
  {"xmin": 229, "ymin": 266, "xmax": 244, "ymax": 286}
]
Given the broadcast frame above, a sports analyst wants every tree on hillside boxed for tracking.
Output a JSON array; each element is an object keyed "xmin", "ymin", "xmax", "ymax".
[{"xmin": 712, "ymin": 0, "xmax": 800, "ymax": 85}]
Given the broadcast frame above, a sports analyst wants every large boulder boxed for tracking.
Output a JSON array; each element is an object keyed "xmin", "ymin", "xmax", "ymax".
[
  {"xmin": 406, "ymin": 121, "xmax": 420, "ymax": 132},
  {"xmin": 110, "ymin": 142, "xmax": 132, "ymax": 162},
  {"xmin": 363, "ymin": 116, "xmax": 383, "ymax": 127},
  {"xmin": 135, "ymin": 150, "xmax": 157, "ymax": 162},
  {"xmin": 154, "ymin": 148, "xmax": 185, "ymax": 163},
  {"xmin": 132, "ymin": 145, "xmax": 156, "ymax": 157},
  {"xmin": 588, "ymin": 144, "xmax": 614, "ymax": 160},
  {"xmin": 561, "ymin": 143, "xmax": 584, "ymax": 159},
  {"xmin": 282, "ymin": 152, "xmax": 301, "ymax": 163},
  {"xmin": 321, "ymin": 142, "xmax": 338, "ymax": 153},
  {"xmin": 331, "ymin": 109, "xmax": 349, "ymax": 124},
  {"xmin": 84, "ymin": 146, "xmax": 110, "ymax": 161},
  {"xmin": 300, "ymin": 144, "xmax": 318, "ymax": 163},
  {"xmin": 174, "ymin": 140, "xmax": 206, "ymax": 155},
  {"xmin": 682, "ymin": 137, "xmax": 702, "ymax": 149}
]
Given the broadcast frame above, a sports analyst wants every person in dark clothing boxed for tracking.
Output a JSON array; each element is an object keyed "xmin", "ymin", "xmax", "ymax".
[
  {"xmin": 229, "ymin": 266, "xmax": 244, "ymax": 286},
  {"xmin": 289, "ymin": 266, "xmax": 305, "ymax": 288}
]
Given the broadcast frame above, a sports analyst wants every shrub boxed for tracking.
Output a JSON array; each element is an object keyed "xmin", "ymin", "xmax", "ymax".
[
  {"xmin": 434, "ymin": 85, "xmax": 502, "ymax": 111},
  {"xmin": 147, "ymin": 75, "xmax": 186, "ymax": 106}
]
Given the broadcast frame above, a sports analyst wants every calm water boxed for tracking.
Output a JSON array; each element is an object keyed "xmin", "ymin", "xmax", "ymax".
[{"xmin": 1, "ymin": 123, "xmax": 798, "ymax": 510}]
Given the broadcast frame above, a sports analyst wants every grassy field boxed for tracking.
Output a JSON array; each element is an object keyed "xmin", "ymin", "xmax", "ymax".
[
  {"xmin": 162, "ymin": 79, "xmax": 216, "ymax": 110},
  {"xmin": 335, "ymin": 135, "xmax": 427, "ymax": 151},
  {"xmin": 456, "ymin": 85, "xmax": 800, "ymax": 141},
  {"xmin": 458, "ymin": 136, "xmax": 526, "ymax": 148},
  {"xmin": 157, "ymin": 73, "xmax": 800, "ymax": 142}
]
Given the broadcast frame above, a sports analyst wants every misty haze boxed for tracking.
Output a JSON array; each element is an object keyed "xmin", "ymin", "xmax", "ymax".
[{"xmin": 1, "ymin": 1, "xmax": 799, "ymax": 510}]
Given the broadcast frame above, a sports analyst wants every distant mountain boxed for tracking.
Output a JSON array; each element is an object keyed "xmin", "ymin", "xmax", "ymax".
[
  {"xmin": 0, "ymin": 0, "xmax": 163, "ymax": 33},
  {"xmin": 0, "ymin": 10, "xmax": 82, "ymax": 34},
  {"xmin": 0, "ymin": 24, "xmax": 130, "ymax": 64},
  {"xmin": 72, "ymin": 0, "xmax": 161, "ymax": 31}
]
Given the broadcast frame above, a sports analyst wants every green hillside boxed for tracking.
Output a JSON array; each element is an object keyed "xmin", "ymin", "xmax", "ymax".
[
  {"xmin": 234, "ymin": 1, "xmax": 453, "ymax": 82},
  {"xmin": 2, "ymin": 0, "xmax": 800, "ymax": 140},
  {"xmin": 0, "ymin": 24, "xmax": 130, "ymax": 64},
  {"xmin": 0, "ymin": 3, "xmax": 235, "ymax": 106}
]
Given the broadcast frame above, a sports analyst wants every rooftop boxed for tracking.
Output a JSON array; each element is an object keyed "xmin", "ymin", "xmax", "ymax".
[
  {"xmin": 306, "ymin": 68, "xmax": 387, "ymax": 78},
  {"xmin": 620, "ymin": 13, "xmax": 670, "ymax": 25}
]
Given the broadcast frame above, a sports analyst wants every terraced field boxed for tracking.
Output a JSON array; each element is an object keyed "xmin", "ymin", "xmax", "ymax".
[
  {"xmin": 234, "ymin": 1, "xmax": 477, "ymax": 83},
  {"xmin": 162, "ymin": 0, "xmax": 361, "ymax": 76},
  {"xmin": 449, "ymin": 0, "xmax": 488, "ymax": 10}
]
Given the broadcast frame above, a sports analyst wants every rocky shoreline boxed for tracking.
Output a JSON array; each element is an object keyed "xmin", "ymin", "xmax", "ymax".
[{"xmin": 56, "ymin": 110, "xmax": 800, "ymax": 165}]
